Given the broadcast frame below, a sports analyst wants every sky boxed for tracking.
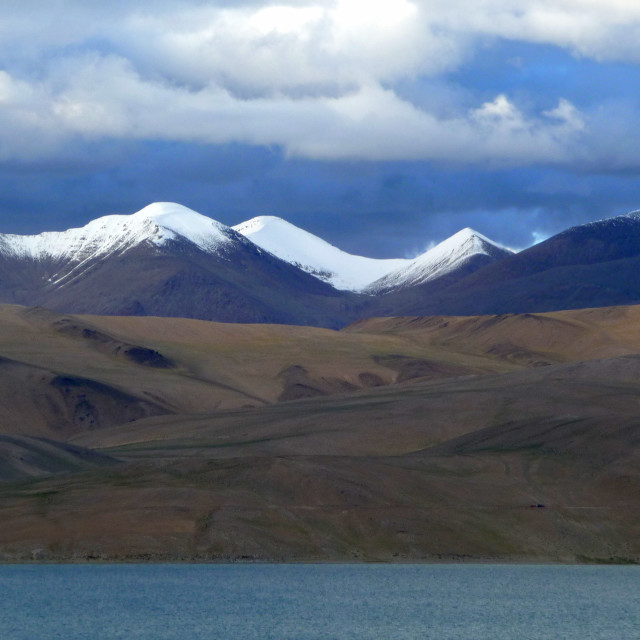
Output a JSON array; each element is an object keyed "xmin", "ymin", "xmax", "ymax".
[{"xmin": 2, "ymin": 0, "xmax": 640, "ymax": 257}]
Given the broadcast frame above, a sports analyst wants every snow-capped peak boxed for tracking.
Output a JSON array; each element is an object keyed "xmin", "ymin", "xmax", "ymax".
[
  {"xmin": 233, "ymin": 215, "xmax": 410, "ymax": 291},
  {"xmin": 0, "ymin": 202, "xmax": 232, "ymax": 262},
  {"xmin": 366, "ymin": 227, "xmax": 513, "ymax": 293},
  {"xmin": 128, "ymin": 202, "xmax": 231, "ymax": 251},
  {"xmin": 417, "ymin": 227, "xmax": 511, "ymax": 261}
]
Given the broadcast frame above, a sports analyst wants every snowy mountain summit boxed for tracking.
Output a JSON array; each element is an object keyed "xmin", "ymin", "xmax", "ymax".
[
  {"xmin": 233, "ymin": 216, "xmax": 410, "ymax": 291},
  {"xmin": 0, "ymin": 203, "xmax": 513, "ymax": 299},
  {"xmin": 366, "ymin": 228, "xmax": 514, "ymax": 293},
  {"xmin": 0, "ymin": 202, "xmax": 234, "ymax": 263}
]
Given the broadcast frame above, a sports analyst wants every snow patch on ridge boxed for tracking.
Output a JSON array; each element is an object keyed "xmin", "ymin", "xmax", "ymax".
[
  {"xmin": 587, "ymin": 209, "xmax": 640, "ymax": 228},
  {"xmin": 233, "ymin": 215, "xmax": 410, "ymax": 291}
]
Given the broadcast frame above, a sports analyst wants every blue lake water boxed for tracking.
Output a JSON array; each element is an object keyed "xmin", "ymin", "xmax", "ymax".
[{"xmin": 0, "ymin": 564, "xmax": 638, "ymax": 639}]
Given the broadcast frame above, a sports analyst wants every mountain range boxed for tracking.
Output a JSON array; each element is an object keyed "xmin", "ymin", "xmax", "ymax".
[
  {"xmin": 0, "ymin": 203, "xmax": 354, "ymax": 327},
  {"xmin": 2, "ymin": 202, "xmax": 640, "ymax": 326}
]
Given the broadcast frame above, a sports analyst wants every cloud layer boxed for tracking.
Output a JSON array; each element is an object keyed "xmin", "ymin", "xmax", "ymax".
[{"xmin": 1, "ymin": 0, "xmax": 640, "ymax": 165}]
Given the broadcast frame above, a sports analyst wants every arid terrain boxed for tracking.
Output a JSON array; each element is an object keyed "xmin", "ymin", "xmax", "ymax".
[{"xmin": 2, "ymin": 303, "xmax": 640, "ymax": 562}]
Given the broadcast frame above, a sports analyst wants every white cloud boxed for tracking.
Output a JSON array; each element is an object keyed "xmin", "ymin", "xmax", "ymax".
[
  {"xmin": 0, "ymin": 61, "xmax": 589, "ymax": 164},
  {"xmin": 543, "ymin": 98, "xmax": 585, "ymax": 132},
  {"xmin": 4, "ymin": 1, "xmax": 640, "ymax": 85},
  {"xmin": 0, "ymin": 0, "xmax": 639, "ymax": 163},
  {"xmin": 118, "ymin": 0, "xmax": 442, "ymax": 96},
  {"xmin": 531, "ymin": 229, "xmax": 551, "ymax": 245},
  {"xmin": 472, "ymin": 95, "xmax": 526, "ymax": 130}
]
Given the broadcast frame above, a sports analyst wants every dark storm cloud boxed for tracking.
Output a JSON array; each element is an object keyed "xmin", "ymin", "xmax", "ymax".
[
  {"xmin": 2, "ymin": 1, "xmax": 640, "ymax": 257},
  {"xmin": 3, "ymin": 141, "xmax": 640, "ymax": 257}
]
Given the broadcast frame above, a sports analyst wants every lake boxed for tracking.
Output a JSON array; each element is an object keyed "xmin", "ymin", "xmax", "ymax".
[{"xmin": 0, "ymin": 564, "xmax": 638, "ymax": 639}]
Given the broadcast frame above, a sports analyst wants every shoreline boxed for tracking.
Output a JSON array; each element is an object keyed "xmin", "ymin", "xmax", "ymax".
[{"xmin": 1, "ymin": 555, "xmax": 637, "ymax": 566}]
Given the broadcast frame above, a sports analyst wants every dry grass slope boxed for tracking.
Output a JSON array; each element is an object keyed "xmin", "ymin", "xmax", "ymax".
[{"xmin": 2, "ymin": 303, "xmax": 640, "ymax": 562}]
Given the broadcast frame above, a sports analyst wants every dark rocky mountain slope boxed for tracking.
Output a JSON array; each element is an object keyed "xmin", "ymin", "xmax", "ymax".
[
  {"xmin": 0, "ymin": 203, "xmax": 362, "ymax": 328},
  {"xmin": 369, "ymin": 211, "xmax": 640, "ymax": 318},
  {"xmin": 3, "ymin": 204, "xmax": 640, "ymax": 326}
]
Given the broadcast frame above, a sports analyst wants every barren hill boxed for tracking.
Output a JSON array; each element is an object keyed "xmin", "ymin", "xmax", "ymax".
[{"xmin": 2, "ymin": 304, "xmax": 640, "ymax": 562}]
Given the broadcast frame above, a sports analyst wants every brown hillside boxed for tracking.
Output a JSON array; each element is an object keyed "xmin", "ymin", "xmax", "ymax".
[
  {"xmin": 345, "ymin": 305, "xmax": 640, "ymax": 365},
  {"xmin": 2, "ymin": 304, "xmax": 640, "ymax": 562}
]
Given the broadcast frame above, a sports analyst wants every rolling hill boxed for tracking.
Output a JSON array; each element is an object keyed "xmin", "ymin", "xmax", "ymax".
[{"xmin": 1, "ymin": 303, "xmax": 640, "ymax": 562}]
